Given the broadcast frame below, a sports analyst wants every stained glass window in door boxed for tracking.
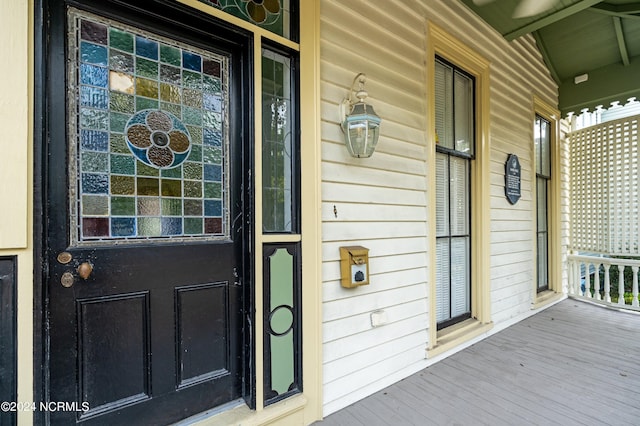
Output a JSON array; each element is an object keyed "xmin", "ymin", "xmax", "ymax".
[{"xmin": 68, "ymin": 9, "xmax": 229, "ymax": 244}]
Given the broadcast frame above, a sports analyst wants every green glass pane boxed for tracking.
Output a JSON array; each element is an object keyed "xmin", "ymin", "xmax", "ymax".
[
  {"xmin": 271, "ymin": 305, "xmax": 293, "ymax": 335},
  {"xmin": 136, "ymin": 97, "xmax": 159, "ymax": 110},
  {"xmin": 184, "ymin": 181, "xmax": 202, "ymax": 198},
  {"xmin": 82, "ymin": 195, "xmax": 109, "ymax": 215},
  {"xmin": 186, "ymin": 125, "xmax": 202, "ymax": 145},
  {"xmin": 161, "ymin": 179, "xmax": 182, "ymax": 197},
  {"xmin": 81, "ymin": 151, "xmax": 109, "ymax": 172},
  {"xmin": 204, "ymin": 182, "xmax": 221, "ymax": 198},
  {"xmin": 161, "ymin": 167, "xmax": 182, "ymax": 179},
  {"xmin": 110, "ymin": 154, "xmax": 135, "ymax": 175},
  {"xmin": 110, "ymin": 133, "xmax": 129, "ymax": 153},
  {"xmin": 268, "ymin": 248, "xmax": 295, "ymax": 396},
  {"xmin": 270, "ymin": 333, "xmax": 294, "ymax": 395},
  {"xmin": 270, "ymin": 248, "xmax": 294, "ymax": 309},
  {"xmin": 110, "ymin": 112, "xmax": 129, "ymax": 133},
  {"xmin": 162, "ymin": 198, "xmax": 182, "ymax": 216},
  {"xmin": 183, "ymin": 107, "xmax": 203, "ymax": 126},
  {"xmin": 110, "ymin": 175, "xmax": 135, "ymax": 195},
  {"xmin": 203, "ymin": 75, "xmax": 221, "ymax": 93},
  {"xmin": 203, "ymin": 111, "xmax": 221, "ymax": 130},
  {"xmin": 183, "ymin": 162, "xmax": 202, "ymax": 180},
  {"xmin": 160, "ymin": 44, "xmax": 181, "ymax": 66},
  {"xmin": 160, "ymin": 102, "xmax": 181, "ymax": 117},
  {"xmin": 184, "ymin": 199, "xmax": 203, "ymax": 216},
  {"xmin": 110, "ymin": 28, "xmax": 134, "ymax": 52},
  {"xmin": 111, "ymin": 196, "xmax": 135, "ymax": 215},
  {"xmin": 188, "ymin": 144, "xmax": 202, "ymax": 162},
  {"xmin": 136, "ymin": 57, "xmax": 159, "ymax": 79},
  {"xmin": 182, "ymin": 70, "xmax": 202, "ymax": 90},
  {"xmin": 137, "ymin": 177, "xmax": 159, "ymax": 196},
  {"xmin": 137, "ymin": 163, "xmax": 159, "ymax": 177},
  {"xmin": 203, "ymin": 146, "xmax": 222, "ymax": 164},
  {"xmin": 109, "ymin": 91, "xmax": 135, "ymax": 113},
  {"xmin": 184, "ymin": 217, "xmax": 203, "ymax": 234}
]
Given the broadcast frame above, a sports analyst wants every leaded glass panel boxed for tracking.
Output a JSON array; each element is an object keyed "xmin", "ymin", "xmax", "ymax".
[
  {"xmin": 68, "ymin": 9, "xmax": 230, "ymax": 244},
  {"xmin": 197, "ymin": 0, "xmax": 293, "ymax": 39},
  {"xmin": 262, "ymin": 49, "xmax": 294, "ymax": 233},
  {"xmin": 263, "ymin": 244, "xmax": 301, "ymax": 406}
]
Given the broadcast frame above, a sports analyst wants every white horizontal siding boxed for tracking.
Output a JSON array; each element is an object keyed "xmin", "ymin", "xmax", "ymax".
[{"xmin": 321, "ymin": 0, "xmax": 564, "ymax": 416}]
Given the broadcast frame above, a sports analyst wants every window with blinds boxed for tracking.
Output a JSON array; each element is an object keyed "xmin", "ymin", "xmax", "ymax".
[
  {"xmin": 434, "ymin": 57, "xmax": 474, "ymax": 328},
  {"xmin": 435, "ymin": 58, "xmax": 474, "ymax": 156}
]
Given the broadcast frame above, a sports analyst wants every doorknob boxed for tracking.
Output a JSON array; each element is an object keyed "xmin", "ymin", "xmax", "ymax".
[{"xmin": 77, "ymin": 262, "xmax": 93, "ymax": 280}]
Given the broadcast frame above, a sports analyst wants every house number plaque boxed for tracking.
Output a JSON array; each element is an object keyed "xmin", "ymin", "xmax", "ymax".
[{"xmin": 505, "ymin": 154, "xmax": 521, "ymax": 205}]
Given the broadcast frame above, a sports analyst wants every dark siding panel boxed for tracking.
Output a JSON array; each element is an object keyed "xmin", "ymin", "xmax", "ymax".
[{"xmin": 0, "ymin": 257, "xmax": 17, "ymax": 426}]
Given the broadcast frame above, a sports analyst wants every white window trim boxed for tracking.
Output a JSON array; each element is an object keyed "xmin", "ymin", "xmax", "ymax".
[
  {"xmin": 426, "ymin": 22, "xmax": 492, "ymax": 355},
  {"xmin": 533, "ymin": 96, "xmax": 562, "ymax": 305}
]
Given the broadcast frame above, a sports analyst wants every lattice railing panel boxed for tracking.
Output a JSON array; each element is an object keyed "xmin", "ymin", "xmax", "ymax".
[{"xmin": 569, "ymin": 115, "xmax": 639, "ymax": 255}]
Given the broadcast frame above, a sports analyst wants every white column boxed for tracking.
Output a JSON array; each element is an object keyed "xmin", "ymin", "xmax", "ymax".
[
  {"xmin": 593, "ymin": 263, "xmax": 601, "ymax": 300},
  {"xmin": 603, "ymin": 263, "xmax": 611, "ymax": 303},
  {"xmin": 632, "ymin": 266, "xmax": 639, "ymax": 308},
  {"xmin": 618, "ymin": 265, "xmax": 625, "ymax": 306}
]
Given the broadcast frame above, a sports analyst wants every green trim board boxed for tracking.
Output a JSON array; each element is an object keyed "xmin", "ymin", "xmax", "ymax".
[{"xmin": 559, "ymin": 59, "xmax": 640, "ymax": 115}]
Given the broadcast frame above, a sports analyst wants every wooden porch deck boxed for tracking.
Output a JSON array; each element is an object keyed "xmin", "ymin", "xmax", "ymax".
[{"xmin": 317, "ymin": 300, "xmax": 640, "ymax": 425}]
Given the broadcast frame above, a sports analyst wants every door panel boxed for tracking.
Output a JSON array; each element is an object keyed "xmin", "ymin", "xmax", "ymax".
[
  {"xmin": 44, "ymin": 1, "xmax": 251, "ymax": 424},
  {"xmin": 176, "ymin": 282, "xmax": 230, "ymax": 387}
]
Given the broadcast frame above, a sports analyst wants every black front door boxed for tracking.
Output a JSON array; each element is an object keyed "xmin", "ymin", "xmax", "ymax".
[{"xmin": 43, "ymin": 1, "xmax": 251, "ymax": 424}]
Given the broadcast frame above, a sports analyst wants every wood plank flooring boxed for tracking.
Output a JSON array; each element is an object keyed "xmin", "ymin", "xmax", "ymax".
[{"xmin": 317, "ymin": 300, "xmax": 640, "ymax": 425}]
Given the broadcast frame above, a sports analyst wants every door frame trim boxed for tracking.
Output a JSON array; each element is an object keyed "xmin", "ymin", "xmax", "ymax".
[{"xmin": 33, "ymin": 0, "xmax": 255, "ymax": 422}]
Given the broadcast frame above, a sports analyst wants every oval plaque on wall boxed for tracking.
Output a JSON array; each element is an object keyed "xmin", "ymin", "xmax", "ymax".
[{"xmin": 505, "ymin": 154, "xmax": 521, "ymax": 205}]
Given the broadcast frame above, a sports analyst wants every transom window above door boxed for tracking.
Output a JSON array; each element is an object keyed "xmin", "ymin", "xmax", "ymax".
[{"xmin": 197, "ymin": 0, "xmax": 295, "ymax": 40}]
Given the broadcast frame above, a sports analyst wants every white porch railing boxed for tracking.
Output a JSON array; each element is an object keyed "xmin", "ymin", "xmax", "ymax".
[{"xmin": 568, "ymin": 253, "xmax": 640, "ymax": 311}]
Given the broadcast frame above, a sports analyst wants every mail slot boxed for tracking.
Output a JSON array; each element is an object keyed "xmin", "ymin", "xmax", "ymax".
[{"xmin": 339, "ymin": 246, "xmax": 369, "ymax": 288}]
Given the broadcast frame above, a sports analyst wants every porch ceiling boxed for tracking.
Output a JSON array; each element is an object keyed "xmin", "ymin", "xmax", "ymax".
[{"xmin": 459, "ymin": 0, "xmax": 640, "ymax": 116}]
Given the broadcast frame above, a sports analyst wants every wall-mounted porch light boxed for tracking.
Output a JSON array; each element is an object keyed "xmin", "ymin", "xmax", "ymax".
[{"xmin": 339, "ymin": 73, "xmax": 381, "ymax": 158}]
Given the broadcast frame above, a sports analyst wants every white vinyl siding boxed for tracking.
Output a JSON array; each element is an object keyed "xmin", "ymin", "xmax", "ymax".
[{"xmin": 320, "ymin": 0, "xmax": 566, "ymax": 416}]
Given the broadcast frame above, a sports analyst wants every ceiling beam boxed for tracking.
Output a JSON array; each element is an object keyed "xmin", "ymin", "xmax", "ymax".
[
  {"xmin": 504, "ymin": 0, "xmax": 604, "ymax": 40},
  {"xmin": 559, "ymin": 59, "xmax": 640, "ymax": 115},
  {"xmin": 613, "ymin": 17, "xmax": 630, "ymax": 66},
  {"xmin": 590, "ymin": 2, "xmax": 640, "ymax": 17}
]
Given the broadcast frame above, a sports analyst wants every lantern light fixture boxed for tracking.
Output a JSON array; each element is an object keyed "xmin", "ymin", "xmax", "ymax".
[{"xmin": 339, "ymin": 73, "xmax": 381, "ymax": 158}]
